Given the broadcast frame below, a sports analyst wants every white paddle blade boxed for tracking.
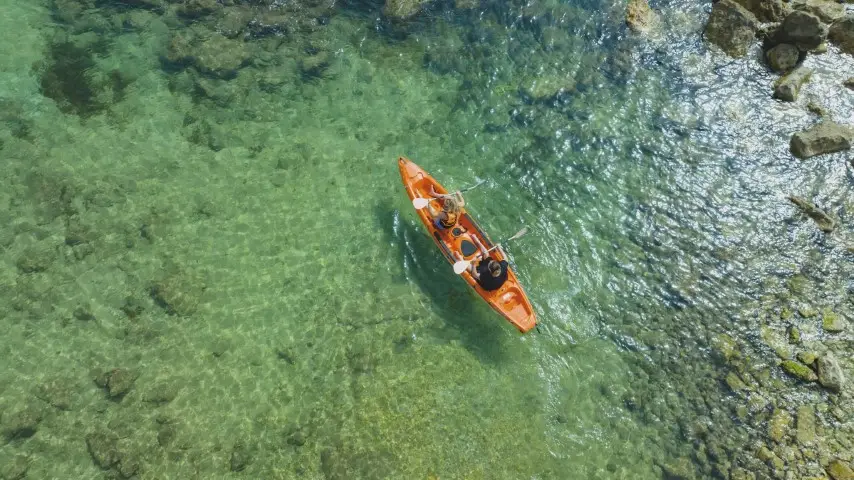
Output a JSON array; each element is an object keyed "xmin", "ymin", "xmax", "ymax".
[
  {"xmin": 412, "ymin": 197, "xmax": 430, "ymax": 209},
  {"xmin": 453, "ymin": 261, "xmax": 470, "ymax": 274},
  {"xmin": 509, "ymin": 227, "xmax": 529, "ymax": 241}
]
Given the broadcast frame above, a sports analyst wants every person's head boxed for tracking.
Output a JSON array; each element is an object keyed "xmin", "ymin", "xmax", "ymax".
[
  {"xmin": 443, "ymin": 197, "xmax": 459, "ymax": 213},
  {"xmin": 487, "ymin": 259, "xmax": 502, "ymax": 277}
]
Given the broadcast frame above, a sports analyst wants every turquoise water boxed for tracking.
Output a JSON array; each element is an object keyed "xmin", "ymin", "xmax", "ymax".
[{"xmin": 2, "ymin": 0, "xmax": 853, "ymax": 478}]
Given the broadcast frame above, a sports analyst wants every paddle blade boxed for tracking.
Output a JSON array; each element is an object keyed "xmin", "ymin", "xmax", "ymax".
[
  {"xmin": 453, "ymin": 260, "xmax": 470, "ymax": 274},
  {"xmin": 508, "ymin": 227, "xmax": 529, "ymax": 241},
  {"xmin": 412, "ymin": 197, "xmax": 430, "ymax": 209}
]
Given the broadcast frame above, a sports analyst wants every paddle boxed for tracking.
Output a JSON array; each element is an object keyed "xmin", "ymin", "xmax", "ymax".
[
  {"xmin": 453, "ymin": 227, "xmax": 529, "ymax": 274},
  {"xmin": 411, "ymin": 179, "xmax": 486, "ymax": 209}
]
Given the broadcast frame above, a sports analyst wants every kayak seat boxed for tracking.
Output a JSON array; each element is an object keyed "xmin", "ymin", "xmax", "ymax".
[{"xmin": 460, "ymin": 240, "xmax": 477, "ymax": 257}]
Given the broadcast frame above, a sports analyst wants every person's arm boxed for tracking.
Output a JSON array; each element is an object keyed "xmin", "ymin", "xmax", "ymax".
[
  {"xmin": 472, "ymin": 235, "xmax": 490, "ymax": 257},
  {"xmin": 454, "ymin": 191, "xmax": 465, "ymax": 208},
  {"xmin": 429, "ymin": 185, "xmax": 450, "ymax": 199},
  {"xmin": 469, "ymin": 262, "xmax": 479, "ymax": 279}
]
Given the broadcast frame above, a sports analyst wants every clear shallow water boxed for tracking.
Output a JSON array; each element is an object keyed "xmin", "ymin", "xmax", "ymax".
[{"xmin": 1, "ymin": 0, "xmax": 853, "ymax": 478}]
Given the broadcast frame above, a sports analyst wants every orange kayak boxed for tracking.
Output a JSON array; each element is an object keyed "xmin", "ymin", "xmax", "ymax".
[{"xmin": 398, "ymin": 156, "xmax": 537, "ymax": 333}]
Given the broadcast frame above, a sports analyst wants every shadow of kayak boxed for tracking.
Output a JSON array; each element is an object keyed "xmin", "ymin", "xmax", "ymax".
[{"xmin": 374, "ymin": 200, "xmax": 508, "ymax": 364}]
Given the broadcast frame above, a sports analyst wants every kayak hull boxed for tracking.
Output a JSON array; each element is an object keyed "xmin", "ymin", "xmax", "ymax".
[{"xmin": 398, "ymin": 156, "xmax": 537, "ymax": 333}]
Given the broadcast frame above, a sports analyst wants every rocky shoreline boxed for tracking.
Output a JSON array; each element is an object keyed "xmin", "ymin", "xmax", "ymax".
[
  {"xmin": 623, "ymin": 0, "xmax": 854, "ymax": 478},
  {"xmin": 705, "ymin": 0, "xmax": 854, "ymax": 158},
  {"xmin": 701, "ymin": 1, "xmax": 854, "ymax": 479}
]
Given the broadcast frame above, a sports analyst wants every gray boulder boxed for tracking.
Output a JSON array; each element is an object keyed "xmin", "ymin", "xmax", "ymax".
[
  {"xmin": 770, "ymin": 11, "xmax": 828, "ymax": 51},
  {"xmin": 845, "ymin": 77, "xmax": 854, "ymax": 89},
  {"xmin": 734, "ymin": 0, "xmax": 789, "ymax": 22},
  {"xmin": 829, "ymin": 15, "xmax": 854, "ymax": 55},
  {"xmin": 766, "ymin": 43, "xmax": 800, "ymax": 72},
  {"xmin": 816, "ymin": 353, "xmax": 845, "ymax": 392},
  {"xmin": 790, "ymin": 0, "xmax": 844, "ymax": 23},
  {"xmin": 790, "ymin": 121, "xmax": 854, "ymax": 159},
  {"xmin": 705, "ymin": 0, "xmax": 759, "ymax": 57},
  {"xmin": 773, "ymin": 67, "xmax": 812, "ymax": 101}
]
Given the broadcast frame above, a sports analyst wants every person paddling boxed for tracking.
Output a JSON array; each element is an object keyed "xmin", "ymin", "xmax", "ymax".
[
  {"xmin": 427, "ymin": 185, "xmax": 465, "ymax": 230},
  {"xmin": 455, "ymin": 235, "xmax": 508, "ymax": 291}
]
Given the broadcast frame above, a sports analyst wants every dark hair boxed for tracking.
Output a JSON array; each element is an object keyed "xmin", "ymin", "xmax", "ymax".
[{"xmin": 488, "ymin": 260, "xmax": 501, "ymax": 277}]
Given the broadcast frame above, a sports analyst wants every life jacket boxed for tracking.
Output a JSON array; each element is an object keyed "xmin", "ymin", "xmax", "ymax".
[{"xmin": 440, "ymin": 210, "xmax": 458, "ymax": 228}]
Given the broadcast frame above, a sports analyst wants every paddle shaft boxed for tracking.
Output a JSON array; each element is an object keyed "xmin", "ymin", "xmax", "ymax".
[
  {"xmin": 453, "ymin": 227, "xmax": 528, "ymax": 274},
  {"xmin": 412, "ymin": 180, "xmax": 485, "ymax": 208}
]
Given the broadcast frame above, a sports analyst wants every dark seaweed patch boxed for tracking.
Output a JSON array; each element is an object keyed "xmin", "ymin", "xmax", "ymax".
[{"xmin": 39, "ymin": 41, "xmax": 129, "ymax": 118}]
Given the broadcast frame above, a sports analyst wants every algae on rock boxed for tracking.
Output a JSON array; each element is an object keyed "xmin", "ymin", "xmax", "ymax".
[
  {"xmin": 768, "ymin": 408, "xmax": 791, "ymax": 443},
  {"xmin": 822, "ymin": 309, "xmax": 846, "ymax": 332},
  {"xmin": 780, "ymin": 359, "xmax": 817, "ymax": 382},
  {"xmin": 788, "ymin": 196, "xmax": 836, "ymax": 233}
]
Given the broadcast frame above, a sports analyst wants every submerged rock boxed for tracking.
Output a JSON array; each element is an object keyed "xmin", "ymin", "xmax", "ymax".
[
  {"xmin": 816, "ymin": 353, "xmax": 845, "ymax": 392},
  {"xmin": 94, "ymin": 368, "xmax": 138, "ymax": 399},
  {"xmin": 768, "ymin": 408, "xmax": 791, "ymax": 442},
  {"xmin": 142, "ymin": 381, "xmax": 179, "ymax": 405},
  {"xmin": 730, "ymin": 467, "xmax": 756, "ymax": 480},
  {"xmin": 16, "ymin": 244, "xmax": 55, "ymax": 273},
  {"xmin": 150, "ymin": 271, "xmax": 204, "ymax": 316},
  {"xmin": 521, "ymin": 75, "xmax": 576, "ymax": 101},
  {"xmin": 0, "ymin": 454, "xmax": 29, "ymax": 480},
  {"xmin": 790, "ymin": 121, "xmax": 854, "ymax": 159},
  {"xmin": 787, "ymin": 324, "xmax": 801, "ymax": 344},
  {"xmin": 788, "ymin": 196, "xmax": 836, "ymax": 233},
  {"xmin": 178, "ymin": 0, "xmax": 220, "ymax": 18},
  {"xmin": 712, "ymin": 333, "xmax": 741, "ymax": 362},
  {"xmin": 383, "ymin": 0, "xmax": 429, "ymax": 19},
  {"xmin": 1, "ymin": 407, "xmax": 42, "ymax": 440},
  {"xmin": 766, "ymin": 43, "xmax": 800, "ymax": 72},
  {"xmin": 626, "ymin": 0, "xmax": 659, "ymax": 34},
  {"xmin": 822, "ymin": 309, "xmax": 846, "ymax": 332},
  {"xmin": 658, "ymin": 457, "xmax": 696, "ymax": 479},
  {"xmin": 194, "ymin": 33, "xmax": 249, "ymax": 78},
  {"xmin": 780, "ymin": 359, "xmax": 817, "ymax": 382},
  {"xmin": 757, "ymin": 445, "xmax": 785, "ymax": 471},
  {"xmin": 826, "ymin": 459, "xmax": 854, "ymax": 480},
  {"xmin": 807, "ymin": 100, "xmax": 829, "ymax": 117},
  {"xmin": 454, "ymin": 0, "xmax": 478, "ymax": 8},
  {"xmin": 795, "ymin": 405, "xmax": 815, "ymax": 445},
  {"xmin": 86, "ymin": 431, "xmax": 120, "ymax": 469},
  {"xmin": 845, "ymin": 77, "xmax": 854, "ymax": 89},
  {"xmin": 230, "ymin": 442, "xmax": 251, "ymax": 472},
  {"xmin": 726, "ymin": 371, "xmax": 749, "ymax": 391},
  {"xmin": 829, "ymin": 15, "xmax": 854, "ymax": 55},
  {"xmin": 35, "ymin": 379, "xmax": 74, "ymax": 410},
  {"xmin": 705, "ymin": 0, "xmax": 758, "ymax": 57},
  {"xmin": 797, "ymin": 351, "xmax": 817, "ymax": 365}
]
